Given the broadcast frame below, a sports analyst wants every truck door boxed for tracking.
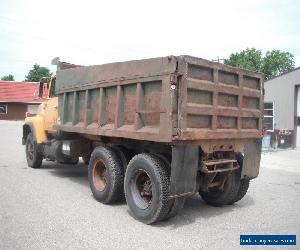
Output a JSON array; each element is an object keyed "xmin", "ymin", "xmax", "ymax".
[{"xmin": 44, "ymin": 78, "xmax": 58, "ymax": 132}]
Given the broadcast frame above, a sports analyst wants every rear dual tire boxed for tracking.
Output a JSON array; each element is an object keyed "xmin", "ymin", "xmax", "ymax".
[
  {"xmin": 124, "ymin": 153, "xmax": 171, "ymax": 224},
  {"xmin": 200, "ymin": 176, "xmax": 250, "ymax": 206},
  {"xmin": 231, "ymin": 179, "xmax": 250, "ymax": 204},
  {"xmin": 231, "ymin": 153, "xmax": 250, "ymax": 203},
  {"xmin": 200, "ymin": 170, "xmax": 240, "ymax": 207},
  {"xmin": 200, "ymin": 154, "xmax": 250, "ymax": 206},
  {"xmin": 165, "ymin": 197, "xmax": 186, "ymax": 220},
  {"xmin": 88, "ymin": 149, "xmax": 183, "ymax": 224},
  {"xmin": 88, "ymin": 146, "xmax": 124, "ymax": 204},
  {"xmin": 154, "ymin": 153, "xmax": 186, "ymax": 220}
]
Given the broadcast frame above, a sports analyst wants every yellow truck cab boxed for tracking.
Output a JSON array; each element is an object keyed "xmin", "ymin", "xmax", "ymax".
[
  {"xmin": 22, "ymin": 63, "xmax": 86, "ymax": 168},
  {"xmin": 23, "ymin": 77, "xmax": 57, "ymax": 142}
]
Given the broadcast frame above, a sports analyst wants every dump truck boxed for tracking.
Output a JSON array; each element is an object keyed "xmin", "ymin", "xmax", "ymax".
[{"xmin": 22, "ymin": 55, "xmax": 263, "ymax": 224}]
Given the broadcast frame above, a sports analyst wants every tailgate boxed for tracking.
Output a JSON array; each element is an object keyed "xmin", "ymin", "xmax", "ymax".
[{"xmin": 177, "ymin": 56, "xmax": 263, "ymax": 140}]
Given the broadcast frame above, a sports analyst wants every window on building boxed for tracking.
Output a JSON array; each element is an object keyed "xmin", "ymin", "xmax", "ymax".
[
  {"xmin": 264, "ymin": 102, "xmax": 274, "ymax": 131},
  {"xmin": 0, "ymin": 104, "xmax": 7, "ymax": 114},
  {"xmin": 27, "ymin": 104, "xmax": 39, "ymax": 114}
]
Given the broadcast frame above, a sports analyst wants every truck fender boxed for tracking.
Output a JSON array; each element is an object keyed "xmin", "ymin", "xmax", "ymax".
[{"xmin": 22, "ymin": 116, "xmax": 47, "ymax": 144}]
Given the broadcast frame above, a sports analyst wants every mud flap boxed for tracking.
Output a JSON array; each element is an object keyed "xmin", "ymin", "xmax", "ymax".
[
  {"xmin": 241, "ymin": 139, "xmax": 262, "ymax": 179},
  {"xmin": 170, "ymin": 145, "xmax": 199, "ymax": 198}
]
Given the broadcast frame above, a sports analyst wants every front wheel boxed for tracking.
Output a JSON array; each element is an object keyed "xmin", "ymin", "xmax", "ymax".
[
  {"xmin": 25, "ymin": 132, "xmax": 43, "ymax": 168},
  {"xmin": 124, "ymin": 153, "xmax": 170, "ymax": 224}
]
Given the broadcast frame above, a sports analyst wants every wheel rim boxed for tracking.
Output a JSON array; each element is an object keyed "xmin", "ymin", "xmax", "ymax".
[
  {"xmin": 92, "ymin": 159, "xmax": 107, "ymax": 192},
  {"xmin": 131, "ymin": 169, "xmax": 153, "ymax": 210},
  {"xmin": 26, "ymin": 140, "xmax": 34, "ymax": 161}
]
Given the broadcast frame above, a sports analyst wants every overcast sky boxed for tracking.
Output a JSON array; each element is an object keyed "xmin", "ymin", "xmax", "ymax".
[{"xmin": 1, "ymin": 0, "xmax": 299, "ymax": 81}]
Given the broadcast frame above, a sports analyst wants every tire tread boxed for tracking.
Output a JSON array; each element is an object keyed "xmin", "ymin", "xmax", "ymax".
[
  {"xmin": 88, "ymin": 146, "xmax": 124, "ymax": 204},
  {"xmin": 200, "ymin": 170, "xmax": 240, "ymax": 207},
  {"xmin": 125, "ymin": 153, "xmax": 170, "ymax": 224},
  {"xmin": 26, "ymin": 133, "xmax": 43, "ymax": 169},
  {"xmin": 234, "ymin": 179, "xmax": 250, "ymax": 203}
]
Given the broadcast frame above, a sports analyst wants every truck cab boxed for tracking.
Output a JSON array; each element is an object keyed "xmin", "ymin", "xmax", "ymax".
[
  {"xmin": 22, "ymin": 76, "xmax": 58, "ymax": 145},
  {"xmin": 22, "ymin": 63, "xmax": 85, "ymax": 167}
]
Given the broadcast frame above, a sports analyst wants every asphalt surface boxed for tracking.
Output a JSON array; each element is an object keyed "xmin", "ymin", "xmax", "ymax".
[{"xmin": 0, "ymin": 120, "xmax": 299, "ymax": 250}]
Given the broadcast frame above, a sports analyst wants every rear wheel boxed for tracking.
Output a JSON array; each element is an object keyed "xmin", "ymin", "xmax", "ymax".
[
  {"xmin": 124, "ymin": 153, "xmax": 170, "ymax": 224},
  {"xmin": 165, "ymin": 197, "xmax": 186, "ymax": 220},
  {"xmin": 199, "ymin": 170, "xmax": 240, "ymax": 207},
  {"xmin": 155, "ymin": 153, "xmax": 186, "ymax": 220},
  {"xmin": 88, "ymin": 146, "xmax": 124, "ymax": 204},
  {"xmin": 109, "ymin": 145, "xmax": 130, "ymax": 170},
  {"xmin": 227, "ymin": 153, "xmax": 250, "ymax": 204},
  {"xmin": 25, "ymin": 132, "xmax": 43, "ymax": 168},
  {"xmin": 233, "ymin": 179, "xmax": 250, "ymax": 203}
]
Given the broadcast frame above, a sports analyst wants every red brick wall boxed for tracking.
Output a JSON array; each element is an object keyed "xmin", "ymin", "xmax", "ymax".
[{"xmin": 0, "ymin": 103, "xmax": 27, "ymax": 120}]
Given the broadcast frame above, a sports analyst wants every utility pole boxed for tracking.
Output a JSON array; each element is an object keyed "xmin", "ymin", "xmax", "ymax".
[{"xmin": 212, "ymin": 56, "xmax": 225, "ymax": 63}]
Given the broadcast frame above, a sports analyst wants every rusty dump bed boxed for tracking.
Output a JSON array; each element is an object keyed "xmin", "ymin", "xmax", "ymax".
[{"xmin": 55, "ymin": 55, "xmax": 263, "ymax": 143}]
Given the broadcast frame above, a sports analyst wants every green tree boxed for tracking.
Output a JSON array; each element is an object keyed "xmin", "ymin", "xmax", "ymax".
[
  {"xmin": 224, "ymin": 48, "xmax": 295, "ymax": 79},
  {"xmin": 25, "ymin": 64, "xmax": 51, "ymax": 82},
  {"xmin": 1, "ymin": 74, "xmax": 15, "ymax": 81},
  {"xmin": 224, "ymin": 48, "xmax": 262, "ymax": 72},
  {"xmin": 261, "ymin": 50, "xmax": 295, "ymax": 79}
]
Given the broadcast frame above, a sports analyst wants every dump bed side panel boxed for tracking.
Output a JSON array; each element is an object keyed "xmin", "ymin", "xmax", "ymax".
[
  {"xmin": 55, "ymin": 55, "xmax": 263, "ymax": 143},
  {"xmin": 55, "ymin": 57, "xmax": 177, "ymax": 142},
  {"xmin": 56, "ymin": 57, "xmax": 177, "ymax": 93},
  {"xmin": 177, "ymin": 56, "xmax": 263, "ymax": 140}
]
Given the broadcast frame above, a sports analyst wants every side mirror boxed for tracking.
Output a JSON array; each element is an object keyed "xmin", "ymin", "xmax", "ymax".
[
  {"xmin": 39, "ymin": 77, "xmax": 50, "ymax": 98},
  {"xmin": 38, "ymin": 82, "xmax": 44, "ymax": 98}
]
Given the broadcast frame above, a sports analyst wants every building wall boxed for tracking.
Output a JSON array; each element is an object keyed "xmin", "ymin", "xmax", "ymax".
[
  {"xmin": 264, "ymin": 68, "xmax": 300, "ymax": 130},
  {"xmin": 0, "ymin": 103, "xmax": 27, "ymax": 120}
]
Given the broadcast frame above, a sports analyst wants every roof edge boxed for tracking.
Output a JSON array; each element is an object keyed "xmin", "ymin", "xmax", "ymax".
[{"xmin": 265, "ymin": 67, "xmax": 300, "ymax": 82}]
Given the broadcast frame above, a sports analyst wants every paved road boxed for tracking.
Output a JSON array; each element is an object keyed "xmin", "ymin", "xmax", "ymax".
[{"xmin": 0, "ymin": 121, "xmax": 299, "ymax": 250}]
